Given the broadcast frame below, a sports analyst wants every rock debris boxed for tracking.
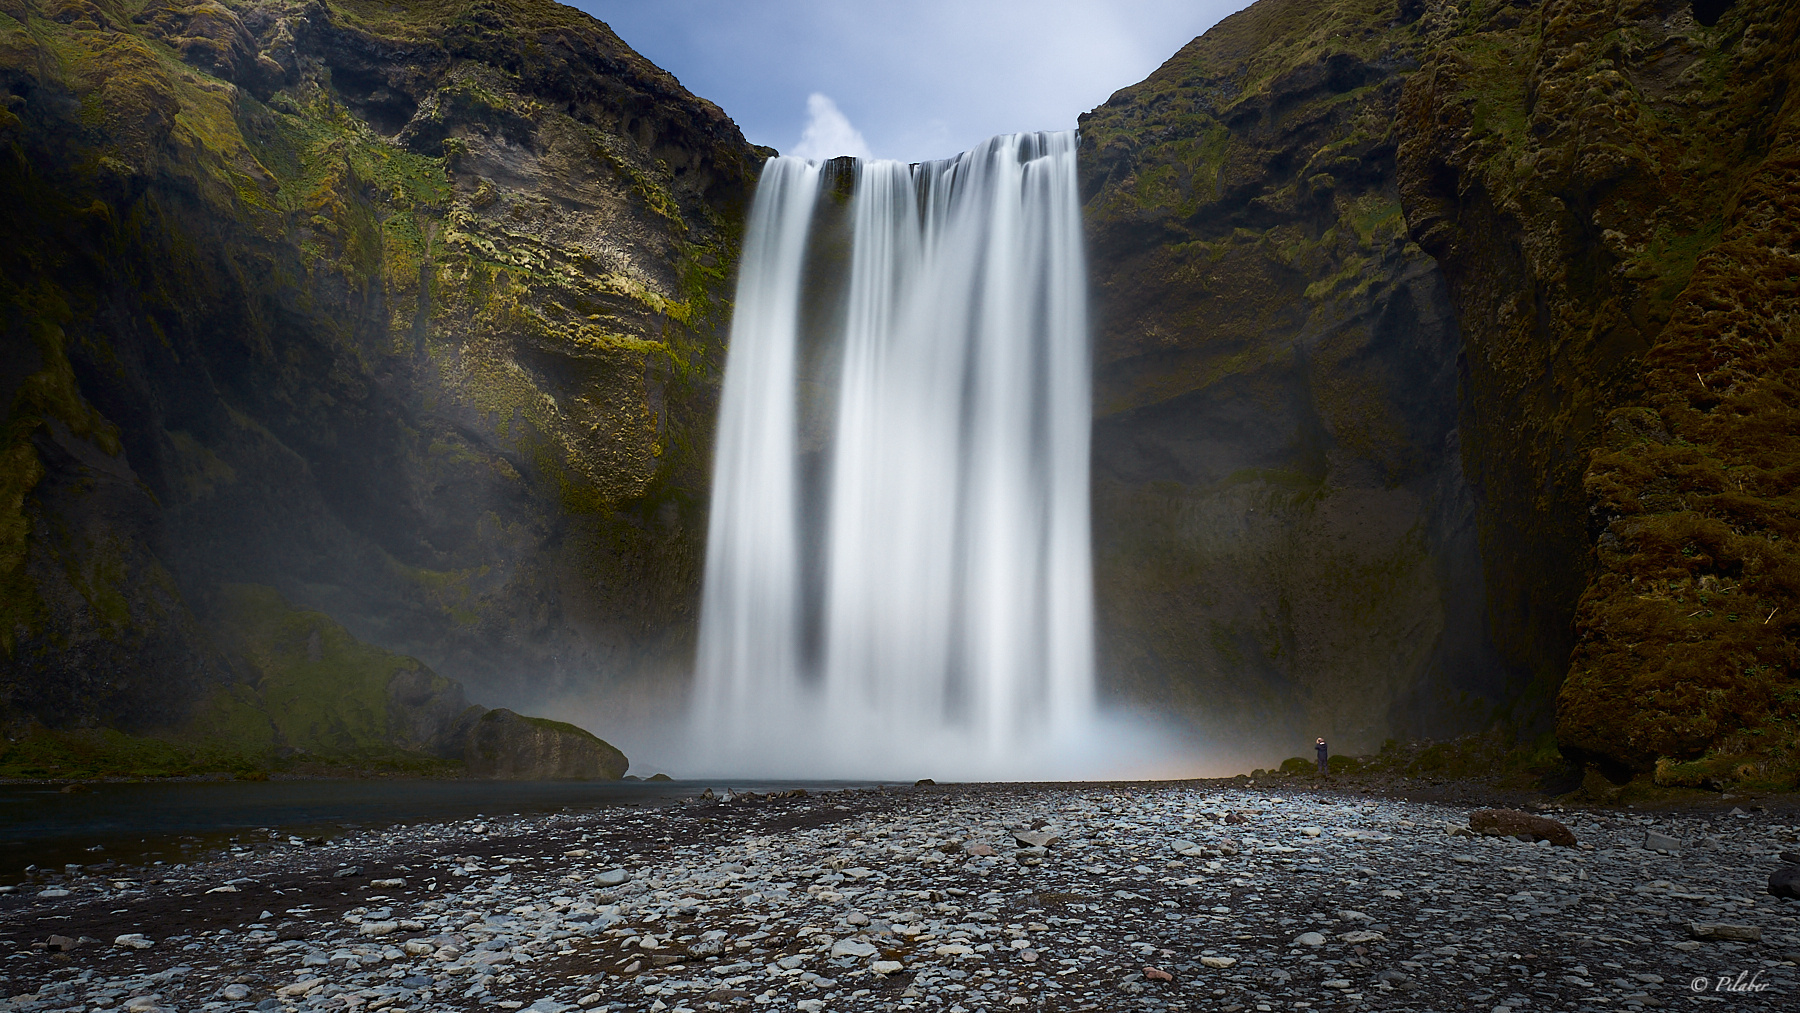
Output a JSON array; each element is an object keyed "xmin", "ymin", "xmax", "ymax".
[{"xmin": 2, "ymin": 784, "xmax": 1797, "ymax": 1011}]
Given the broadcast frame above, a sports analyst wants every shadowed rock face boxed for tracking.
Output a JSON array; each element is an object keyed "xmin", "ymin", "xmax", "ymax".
[
  {"xmin": 1397, "ymin": 0, "xmax": 1800, "ymax": 778},
  {"xmin": 182, "ymin": 583, "xmax": 628, "ymax": 778},
  {"xmin": 1083, "ymin": 0, "xmax": 1800, "ymax": 785},
  {"xmin": 0, "ymin": 0, "xmax": 766, "ymax": 747},
  {"xmin": 1079, "ymin": 0, "xmax": 1505, "ymax": 756}
]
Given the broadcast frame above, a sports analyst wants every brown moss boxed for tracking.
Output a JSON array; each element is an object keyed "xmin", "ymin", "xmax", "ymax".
[{"xmin": 1395, "ymin": 0, "xmax": 1800, "ymax": 775}]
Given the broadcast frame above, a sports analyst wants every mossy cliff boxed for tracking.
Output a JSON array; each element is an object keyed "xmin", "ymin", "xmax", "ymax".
[
  {"xmin": 1395, "ymin": 0, "xmax": 1800, "ymax": 783},
  {"xmin": 1, "ymin": 583, "xmax": 627, "ymax": 777},
  {"xmin": 0, "ymin": 0, "xmax": 764, "ymax": 760},
  {"xmin": 1086, "ymin": 0, "xmax": 1800, "ymax": 784},
  {"xmin": 1080, "ymin": 0, "xmax": 1505, "ymax": 756}
]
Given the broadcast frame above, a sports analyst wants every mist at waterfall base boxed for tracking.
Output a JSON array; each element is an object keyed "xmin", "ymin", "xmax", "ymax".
[{"xmin": 676, "ymin": 132, "xmax": 1199, "ymax": 781}]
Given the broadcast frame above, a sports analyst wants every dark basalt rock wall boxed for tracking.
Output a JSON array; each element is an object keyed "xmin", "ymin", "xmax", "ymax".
[
  {"xmin": 1079, "ymin": 0, "xmax": 1506, "ymax": 755},
  {"xmin": 0, "ymin": 0, "xmax": 764, "ymax": 759}
]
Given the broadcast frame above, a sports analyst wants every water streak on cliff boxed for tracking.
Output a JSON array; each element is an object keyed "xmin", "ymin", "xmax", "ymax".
[{"xmin": 694, "ymin": 133, "xmax": 1095, "ymax": 777}]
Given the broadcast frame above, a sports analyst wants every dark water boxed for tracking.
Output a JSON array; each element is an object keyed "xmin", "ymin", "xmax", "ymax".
[{"xmin": 0, "ymin": 778, "xmax": 879, "ymax": 883}]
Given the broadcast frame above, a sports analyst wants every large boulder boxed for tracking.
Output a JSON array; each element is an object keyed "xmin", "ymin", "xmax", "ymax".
[
  {"xmin": 1468, "ymin": 809, "xmax": 1577, "ymax": 847},
  {"xmin": 462, "ymin": 708, "xmax": 627, "ymax": 779}
]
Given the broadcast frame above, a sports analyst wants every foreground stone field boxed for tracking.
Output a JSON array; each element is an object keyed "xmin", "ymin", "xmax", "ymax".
[{"xmin": 1, "ymin": 783, "xmax": 1797, "ymax": 1011}]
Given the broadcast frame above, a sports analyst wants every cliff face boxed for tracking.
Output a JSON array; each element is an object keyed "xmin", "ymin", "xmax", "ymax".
[
  {"xmin": 1079, "ymin": 0, "xmax": 1506, "ymax": 755},
  {"xmin": 1397, "ymin": 0, "xmax": 1800, "ymax": 780},
  {"xmin": 0, "ymin": 0, "xmax": 764, "ymax": 751},
  {"xmin": 9, "ymin": 0, "xmax": 1797, "ymax": 786},
  {"xmin": 1083, "ymin": 0, "xmax": 1800, "ymax": 783}
]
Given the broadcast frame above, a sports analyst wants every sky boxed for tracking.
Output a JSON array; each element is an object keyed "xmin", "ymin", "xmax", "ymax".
[{"xmin": 566, "ymin": 1, "xmax": 1256, "ymax": 164}]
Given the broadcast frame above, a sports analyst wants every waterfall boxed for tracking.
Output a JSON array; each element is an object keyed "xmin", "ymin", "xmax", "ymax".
[{"xmin": 692, "ymin": 132, "xmax": 1094, "ymax": 778}]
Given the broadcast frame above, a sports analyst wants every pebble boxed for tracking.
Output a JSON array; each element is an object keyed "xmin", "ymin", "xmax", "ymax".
[{"xmin": 4, "ymin": 785, "xmax": 1798, "ymax": 1012}]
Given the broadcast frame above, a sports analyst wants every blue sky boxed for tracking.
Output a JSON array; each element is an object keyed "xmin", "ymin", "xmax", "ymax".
[{"xmin": 566, "ymin": 1, "xmax": 1255, "ymax": 163}]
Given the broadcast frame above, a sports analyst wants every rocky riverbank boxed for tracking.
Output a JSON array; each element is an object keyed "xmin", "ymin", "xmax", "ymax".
[{"xmin": 2, "ymin": 781, "xmax": 1798, "ymax": 1011}]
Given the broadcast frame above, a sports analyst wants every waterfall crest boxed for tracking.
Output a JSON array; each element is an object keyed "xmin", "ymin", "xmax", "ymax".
[{"xmin": 693, "ymin": 132, "xmax": 1094, "ymax": 778}]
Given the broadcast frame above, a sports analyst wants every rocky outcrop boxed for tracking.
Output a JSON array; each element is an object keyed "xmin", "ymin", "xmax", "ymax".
[
  {"xmin": 461, "ymin": 706, "xmax": 626, "ymax": 779},
  {"xmin": 1396, "ymin": 0, "xmax": 1800, "ymax": 780},
  {"xmin": 177, "ymin": 583, "xmax": 629, "ymax": 777},
  {"xmin": 0, "ymin": 0, "xmax": 765, "ymax": 747},
  {"xmin": 1079, "ymin": 0, "xmax": 1504, "ymax": 754}
]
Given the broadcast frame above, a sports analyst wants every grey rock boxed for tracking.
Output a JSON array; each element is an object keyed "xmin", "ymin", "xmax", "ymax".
[
  {"xmin": 831, "ymin": 939, "xmax": 879, "ymax": 958},
  {"xmin": 1643, "ymin": 831, "xmax": 1684, "ymax": 852}
]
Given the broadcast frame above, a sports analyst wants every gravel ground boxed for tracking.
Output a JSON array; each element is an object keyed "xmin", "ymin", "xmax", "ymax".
[{"xmin": 2, "ymin": 781, "xmax": 1797, "ymax": 1012}]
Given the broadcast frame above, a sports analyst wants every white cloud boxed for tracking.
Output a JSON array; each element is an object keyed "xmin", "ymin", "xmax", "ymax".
[
  {"xmin": 578, "ymin": 1, "xmax": 1253, "ymax": 162},
  {"xmin": 790, "ymin": 93, "xmax": 875, "ymax": 162}
]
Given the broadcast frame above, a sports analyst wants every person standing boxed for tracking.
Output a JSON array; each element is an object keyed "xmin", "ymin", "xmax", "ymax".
[{"xmin": 1315, "ymin": 736, "xmax": 1329, "ymax": 775}]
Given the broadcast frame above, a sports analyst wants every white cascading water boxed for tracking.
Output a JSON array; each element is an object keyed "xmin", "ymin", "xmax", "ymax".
[{"xmin": 691, "ymin": 132, "xmax": 1094, "ymax": 778}]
